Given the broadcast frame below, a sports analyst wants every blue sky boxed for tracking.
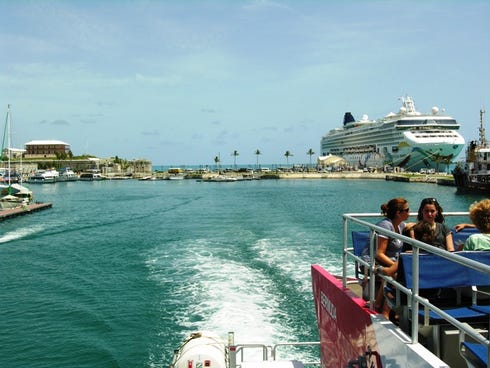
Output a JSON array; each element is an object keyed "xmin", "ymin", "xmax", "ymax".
[{"xmin": 1, "ymin": 0, "xmax": 489, "ymax": 166}]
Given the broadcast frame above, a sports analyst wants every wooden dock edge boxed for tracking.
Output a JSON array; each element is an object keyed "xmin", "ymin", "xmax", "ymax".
[{"xmin": 0, "ymin": 202, "xmax": 53, "ymax": 221}]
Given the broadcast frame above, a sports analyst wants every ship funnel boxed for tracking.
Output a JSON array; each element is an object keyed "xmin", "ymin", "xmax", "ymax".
[{"xmin": 343, "ymin": 112, "xmax": 355, "ymax": 125}]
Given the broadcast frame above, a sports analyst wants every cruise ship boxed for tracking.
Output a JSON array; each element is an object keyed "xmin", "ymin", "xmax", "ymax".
[{"xmin": 320, "ymin": 96, "xmax": 465, "ymax": 171}]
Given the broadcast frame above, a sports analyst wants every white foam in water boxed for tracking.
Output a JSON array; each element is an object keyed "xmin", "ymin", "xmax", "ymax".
[
  {"xmin": 0, "ymin": 224, "xmax": 46, "ymax": 243},
  {"xmin": 252, "ymin": 237, "xmax": 344, "ymax": 293},
  {"xmin": 146, "ymin": 238, "xmax": 294, "ymax": 355},
  {"xmin": 194, "ymin": 260, "xmax": 280, "ymax": 341}
]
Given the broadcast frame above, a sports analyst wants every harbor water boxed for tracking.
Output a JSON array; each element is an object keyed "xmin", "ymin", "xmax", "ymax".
[{"xmin": 0, "ymin": 178, "xmax": 485, "ymax": 367}]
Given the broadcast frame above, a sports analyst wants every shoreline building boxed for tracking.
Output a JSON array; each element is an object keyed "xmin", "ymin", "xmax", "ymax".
[{"xmin": 24, "ymin": 140, "xmax": 71, "ymax": 159}]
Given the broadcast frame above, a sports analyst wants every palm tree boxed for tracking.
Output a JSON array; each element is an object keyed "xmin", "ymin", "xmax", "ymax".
[
  {"xmin": 254, "ymin": 149, "xmax": 261, "ymax": 168},
  {"xmin": 306, "ymin": 148, "xmax": 315, "ymax": 169},
  {"xmin": 214, "ymin": 155, "xmax": 220, "ymax": 172},
  {"xmin": 284, "ymin": 150, "xmax": 293, "ymax": 166},
  {"xmin": 231, "ymin": 150, "xmax": 239, "ymax": 169}
]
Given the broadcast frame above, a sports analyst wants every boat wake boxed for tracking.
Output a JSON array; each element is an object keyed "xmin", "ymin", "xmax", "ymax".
[
  {"xmin": 146, "ymin": 236, "xmax": 315, "ymax": 363},
  {"xmin": 0, "ymin": 224, "xmax": 47, "ymax": 243}
]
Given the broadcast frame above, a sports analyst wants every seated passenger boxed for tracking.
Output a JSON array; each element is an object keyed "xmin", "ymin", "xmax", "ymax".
[
  {"xmin": 464, "ymin": 199, "xmax": 490, "ymax": 251},
  {"xmin": 460, "ymin": 199, "xmax": 490, "ymax": 301},
  {"xmin": 415, "ymin": 198, "xmax": 455, "ymax": 252},
  {"xmin": 403, "ymin": 221, "xmax": 434, "ymax": 252},
  {"xmin": 375, "ymin": 198, "xmax": 410, "ymax": 320}
]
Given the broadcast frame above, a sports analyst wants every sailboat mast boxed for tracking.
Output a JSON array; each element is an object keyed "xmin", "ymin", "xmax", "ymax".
[
  {"xmin": 6, "ymin": 105, "xmax": 12, "ymax": 192},
  {"xmin": 479, "ymin": 109, "xmax": 487, "ymax": 148}
]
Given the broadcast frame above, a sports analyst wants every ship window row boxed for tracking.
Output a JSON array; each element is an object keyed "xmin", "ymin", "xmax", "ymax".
[
  {"xmin": 397, "ymin": 119, "xmax": 458, "ymax": 126},
  {"xmin": 413, "ymin": 133, "xmax": 459, "ymax": 138},
  {"xmin": 478, "ymin": 153, "xmax": 489, "ymax": 160},
  {"xmin": 327, "ymin": 132, "xmax": 394, "ymax": 144},
  {"xmin": 330, "ymin": 144, "xmax": 377, "ymax": 154}
]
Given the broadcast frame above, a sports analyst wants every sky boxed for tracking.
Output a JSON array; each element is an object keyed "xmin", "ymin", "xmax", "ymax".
[{"xmin": 1, "ymin": 0, "xmax": 489, "ymax": 166}]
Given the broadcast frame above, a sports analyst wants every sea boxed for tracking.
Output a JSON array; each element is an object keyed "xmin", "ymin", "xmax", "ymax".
[{"xmin": 0, "ymin": 178, "xmax": 486, "ymax": 367}]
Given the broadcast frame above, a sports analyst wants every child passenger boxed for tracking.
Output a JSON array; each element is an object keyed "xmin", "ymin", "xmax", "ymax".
[
  {"xmin": 401, "ymin": 221, "xmax": 434, "ymax": 252},
  {"xmin": 464, "ymin": 199, "xmax": 490, "ymax": 251},
  {"xmin": 412, "ymin": 221, "xmax": 435, "ymax": 245}
]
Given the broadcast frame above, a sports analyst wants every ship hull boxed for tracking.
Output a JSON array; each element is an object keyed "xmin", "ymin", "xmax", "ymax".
[
  {"xmin": 311, "ymin": 265, "xmax": 448, "ymax": 367},
  {"xmin": 321, "ymin": 126, "xmax": 464, "ymax": 172},
  {"xmin": 453, "ymin": 169, "xmax": 490, "ymax": 193}
]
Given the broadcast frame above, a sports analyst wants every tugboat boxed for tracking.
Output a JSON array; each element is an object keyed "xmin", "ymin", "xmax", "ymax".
[{"xmin": 453, "ymin": 109, "xmax": 490, "ymax": 193}]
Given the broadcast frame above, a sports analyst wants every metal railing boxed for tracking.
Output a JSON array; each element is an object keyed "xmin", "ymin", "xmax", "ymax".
[{"xmin": 227, "ymin": 331, "xmax": 320, "ymax": 367}]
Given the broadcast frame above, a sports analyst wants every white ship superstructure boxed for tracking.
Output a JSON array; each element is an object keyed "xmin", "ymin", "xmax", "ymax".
[{"xmin": 320, "ymin": 96, "xmax": 465, "ymax": 171}]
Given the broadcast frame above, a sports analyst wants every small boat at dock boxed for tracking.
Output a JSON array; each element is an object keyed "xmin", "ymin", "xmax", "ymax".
[
  {"xmin": 57, "ymin": 167, "xmax": 78, "ymax": 182},
  {"xmin": 1, "ymin": 105, "xmax": 34, "ymax": 208},
  {"xmin": 167, "ymin": 174, "xmax": 185, "ymax": 180},
  {"xmin": 0, "ymin": 183, "xmax": 33, "ymax": 209},
  {"xmin": 202, "ymin": 175, "xmax": 238, "ymax": 182},
  {"xmin": 79, "ymin": 170, "xmax": 105, "ymax": 181},
  {"xmin": 27, "ymin": 169, "xmax": 59, "ymax": 183}
]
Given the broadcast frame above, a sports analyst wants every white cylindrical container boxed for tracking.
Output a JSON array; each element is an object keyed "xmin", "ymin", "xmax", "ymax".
[{"xmin": 172, "ymin": 332, "xmax": 227, "ymax": 368}]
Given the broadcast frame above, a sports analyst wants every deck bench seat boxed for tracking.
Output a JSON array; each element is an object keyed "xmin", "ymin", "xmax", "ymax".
[
  {"xmin": 418, "ymin": 306, "xmax": 487, "ymax": 324},
  {"xmin": 398, "ymin": 251, "xmax": 490, "ymax": 359},
  {"xmin": 453, "ymin": 227, "xmax": 481, "ymax": 248},
  {"xmin": 471, "ymin": 305, "xmax": 490, "ymax": 314},
  {"xmin": 460, "ymin": 341, "xmax": 488, "ymax": 368},
  {"xmin": 351, "ymin": 231, "xmax": 371, "ymax": 279},
  {"xmin": 399, "ymin": 251, "xmax": 490, "ymax": 294},
  {"xmin": 352, "ymin": 228, "xmax": 480, "ymax": 281}
]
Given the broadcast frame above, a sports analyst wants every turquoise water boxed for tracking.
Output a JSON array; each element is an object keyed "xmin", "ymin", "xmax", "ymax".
[{"xmin": 0, "ymin": 179, "xmax": 485, "ymax": 367}]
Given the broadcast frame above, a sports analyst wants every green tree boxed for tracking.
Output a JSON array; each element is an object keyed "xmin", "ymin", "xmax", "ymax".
[
  {"xmin": 284, "ymin": 150, "xmax": 293, "ymax": 166},
  {"xmin": 231, "ymin": 150, "xmax": 239, "ymax": 169},
  {"xmin": 214, "ymin": 155, "xmax": 221, "ymax": 172},
  {"xmin": 306, "ymin": 148, "xmax": 315, "ymax": 168},
  {"xmin": 254, "ymin": 149, "xmax": 261, "ymax": 168}
]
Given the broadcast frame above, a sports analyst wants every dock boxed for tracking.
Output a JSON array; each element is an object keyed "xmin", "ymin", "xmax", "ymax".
[{"xmin": 0, "ymin": 202, "xmax": 53, "ymax": 221}]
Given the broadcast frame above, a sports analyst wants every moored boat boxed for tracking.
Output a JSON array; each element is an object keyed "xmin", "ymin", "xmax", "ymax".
[
  {"xmin": 1, "ymin": 105, "xmax": 33, "ymax": 208},
  {"xmin": 0, "ymin": 183, "xmax": 33, "ymax": 209},
  {"xmin": 139, "ymin": 175, "xmax": 156, "ymax": 181},
  {"xmin": 320, "ymin": 96, "xmax": 465, "ymax": 172},
  {"xmin": 168, "ymin": 174, "xmax": 185, "ymax": 180},
  {"xmin": 170, "ymin": 211, "xmax": 490, "ymax": 367},
  {"xmin": 0, "ymin": 168, "xmax": 21, "ymax": 184},
  {"xmin": 27, "ymin": 169, "xmax": 59, "ymax": 183},
  {"xmin": 79, "ymin": 170, "xmax": 105, "ymax": 181},
  {"xmin": 203, "ymin": 175, "xmax": 238, "ymax": 182},
  {"xmin": 453, "ymin": 109, "xmax": 490, "ymax": 193},
  {"xmin": 57, "ymin": 167, "xmax": 78, "ymax": 182}
]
